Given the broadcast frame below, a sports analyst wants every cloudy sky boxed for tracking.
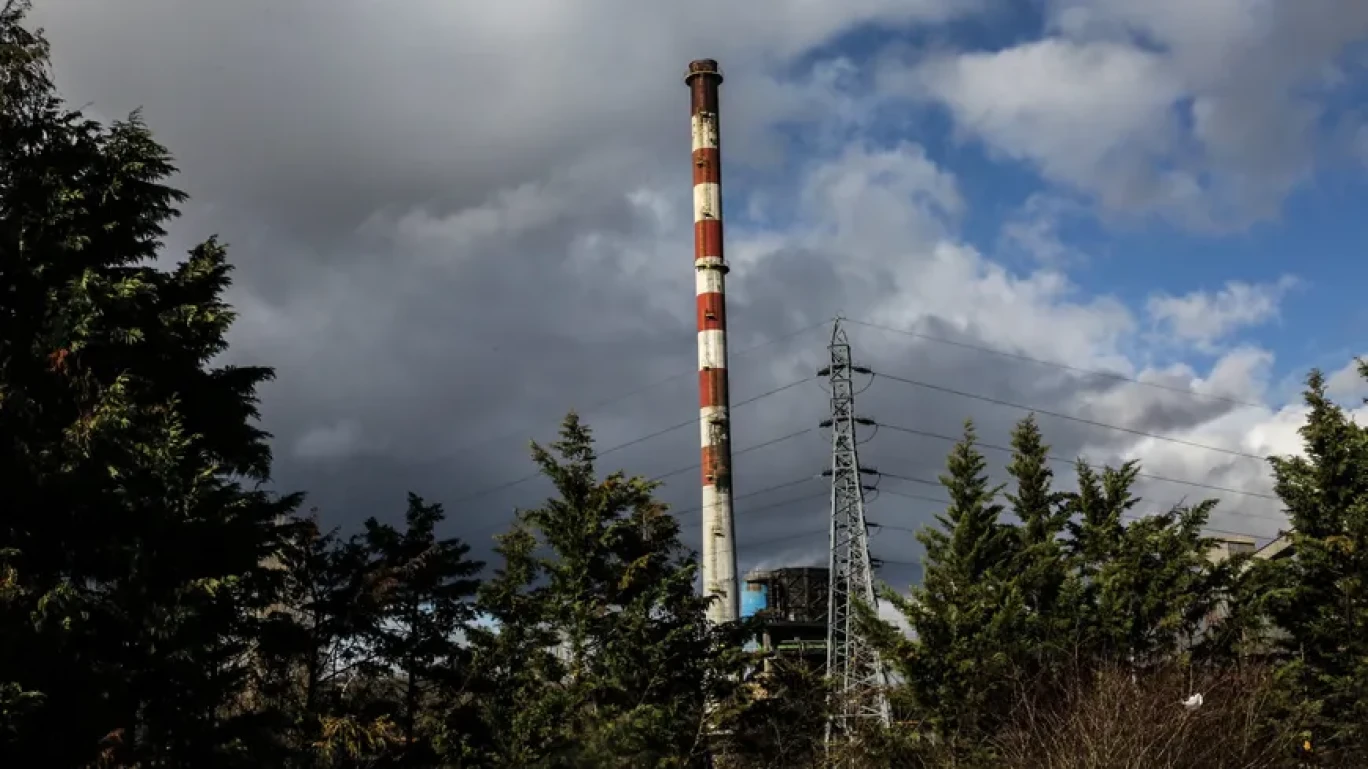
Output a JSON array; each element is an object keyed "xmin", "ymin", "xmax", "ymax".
[{"xmin": 29, "ymin": 0, "xmax": 1368, "ymax": 587}]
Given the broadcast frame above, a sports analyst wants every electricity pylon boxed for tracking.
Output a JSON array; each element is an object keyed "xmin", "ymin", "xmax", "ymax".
[{"xmin": 822, "ymin": 318, "xmax": 892, "ymax": 752}]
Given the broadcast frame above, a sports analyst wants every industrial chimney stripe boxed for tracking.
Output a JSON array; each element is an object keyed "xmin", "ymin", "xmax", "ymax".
[{"xmin": 687, "ymin": 58, "xmax": 739, "ymax": 626}]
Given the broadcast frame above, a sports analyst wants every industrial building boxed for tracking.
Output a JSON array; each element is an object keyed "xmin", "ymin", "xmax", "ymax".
[{"xmin": 741, "ymin": 567, "xmax": 829, "ymax": 672}]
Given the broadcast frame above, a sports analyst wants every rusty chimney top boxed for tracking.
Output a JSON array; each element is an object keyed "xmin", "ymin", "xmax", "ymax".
[{"xmin": 685, "ymin": 59, "xmax": 724, "ymax": 85}]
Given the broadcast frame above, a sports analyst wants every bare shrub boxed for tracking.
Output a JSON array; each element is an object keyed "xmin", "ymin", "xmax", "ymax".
[{"xmin": 991, "ymin": 663, "xmax": 1299, "ymax": 769}]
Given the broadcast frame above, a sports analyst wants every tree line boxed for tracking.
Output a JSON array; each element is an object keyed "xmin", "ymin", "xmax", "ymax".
[{"xmin": 3, "ymin": 4, "xmax": 1367, "ymax": 766}]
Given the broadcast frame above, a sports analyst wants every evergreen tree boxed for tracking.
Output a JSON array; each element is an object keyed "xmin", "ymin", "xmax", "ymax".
[
  {"xmin": 1060, "ymin": 460, "xmax": 1133, "ymax": 661},
  {"xmin": 468, "ymin": 412, "xmax": 744, "ymax": 768},
  {"xmin": 356, "ymin": 493, "xmax": 483, "ymax": 764},
  {"xmin": 709, "ymin": 658, "xmax": 829, "ymax": 769},
  {"xmin": 869, "ymin": 421, "xmax": 1023, "ymax": 750},
  {"xmin": 1265, "ymin": 366, "xmax": 1368, "ymax": 756},
  {"xmin": 1095, "ymin": 499, "xmax": 1228, "ymax": 666},
  {"xmin": 1063, "ymin": 460, "xmax": 1231, "ymax": 668},
  {"xmin": 1003, "ymin": 415, "xmax": 1069, "ymax": 673},
  {"xmin": 259, "ymin": 513, "xmax": 401, "ymax": 767},
  {"xmin": 0, "ymin": 4, "xmax": 300, "ymax": 763},
  {"xmin": 276, "ymin": 516, "xmax": 368, "ymax": 719},
  {"xmin": 464, "ymin": 524, "xmax": 568, "ymax": 766}
]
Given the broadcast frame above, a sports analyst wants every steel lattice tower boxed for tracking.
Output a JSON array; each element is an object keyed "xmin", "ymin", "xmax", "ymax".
[{"xmin": 823, "ymin": 319, "xmax": 892, "ymax": 747}]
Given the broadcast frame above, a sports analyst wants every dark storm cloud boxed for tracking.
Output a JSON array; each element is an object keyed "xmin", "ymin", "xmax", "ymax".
[{"xmin": 26, "ymin": 0, "xmax": 1291, "ymax": 578}]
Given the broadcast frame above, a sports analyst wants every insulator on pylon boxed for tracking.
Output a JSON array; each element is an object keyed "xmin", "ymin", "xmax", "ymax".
[
  {"xmin": 852, "ymin": 365, "xmax": 872, "ymax": 375},
  {"xmin": 819, "ymin": 419, "xmax": 834, "ymax": 428},
  {"xmin": 859, "ymin": 466, "xmax": 879, "ymax": 475},
  {"xmin": 817, "ymin": 366, "xmax": 831, "ymax": 376},
  {"xmin": 854, "ymin": 417, "xmax": 875, "ymax": 426}
]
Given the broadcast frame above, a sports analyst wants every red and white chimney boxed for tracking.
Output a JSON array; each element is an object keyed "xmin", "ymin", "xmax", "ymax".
[{"xmin": 686, "ymin": 59, "xmax": 738, "ymax": 625}]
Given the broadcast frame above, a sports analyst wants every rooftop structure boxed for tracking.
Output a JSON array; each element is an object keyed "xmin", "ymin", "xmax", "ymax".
[{"xmin": 743, "ymin": 567, "xmax": 829, "ymax": 672}]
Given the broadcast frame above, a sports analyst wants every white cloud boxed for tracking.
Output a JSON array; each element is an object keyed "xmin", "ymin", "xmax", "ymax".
[
  {"xmin": 902, "ymin": 0, "xmax": 1368, "ymax": 227},
  {"xmin": 1146, "ymin": 277, "xmax": 1297, "ymax": 351},
  {"xmin": 26, "ymin": 0, "xmax": 1355, "ymax": 568},
  {"xmin": 999, "ymin": 194, "xmax": 1090, "ymax": 267},
  {"xmin": 913, "ymin": 39, "xmax": 1184, "ymax": 213},
  {"xmin": 1326, "ymin": 357, "xmax": 1368, "ymax": 400},
  {"xmin": 879, "ymin": 597, "xmax": 914, "ymax": 636}
]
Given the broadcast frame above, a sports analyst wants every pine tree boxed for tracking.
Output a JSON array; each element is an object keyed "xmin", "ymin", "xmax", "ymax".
[
  {"xmin": 1004, "ymin": 415, "xmax": 1069, "ymax": 673},
  {"xmin": 0, "ymin": 4, "xmax": 301, "ymax": 763},
  {"xmin": 1265, "ymin": 366, "xmax": 1368, "ymax": 755},
  {"xmin": 870, "ymin": 421, "xmax": 1023, "ymax": 749},
  {"xmin": 465, "ymin": 523, "xmax": 568, "ymax": 766},
  {"xmin": 356, "ymin": 492, "xmax": 483, "ymax": 764},
  {"xmin": 468, "ymin": 412, "xmax": 742, "ymax": 768},
  {"xmin": 256, "ymin": 516, "xmax": 331, "ymax": 745},
  {"xmin": 1096, "ymin": 499, "xmax": 1227, "ymax": 666},
  {"xmin": 709, "ymin": 658, "xmax": 829, "ymax": 769},
  {"xmin": 1061, "ymin": 459, "xmax": 1233, "ymax": 669},
  {"xmin": 1060, "ymin": 460, "xmax": 1132, "ymax": 661},
  {"xmin": 258, "ymin": 513, "xmax": 407, "ymax": 766}
]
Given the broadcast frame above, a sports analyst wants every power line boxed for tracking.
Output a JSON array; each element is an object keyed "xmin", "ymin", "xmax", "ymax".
[
  {"xmin": 874, "ymin": 485, "xmax": 1282, "ymax": 540},
  {"xmin": 870, "ymin": 459, "xmax": 1285, "ymax": 519},
  {"xmin": 452, "ymin": 384, "xmax": 815, "ymax": 507},
  {"xmin": 442, "ymin": 318, "xmax": 830, "ymax": 462},
  {"xmin": 876, "ymin": 488, "xmax": 948, "ymax": 506},
  {"xmin": 874, "ymin": 421, "xmax": 1279, "ymax": 501},
  {"xmin": 466, "ymin": 473, "xmax": 821, "ymax": 546},
  {"xmin": 673, "ymin": 475, "xmax": 822, "ymax": 517},
  {"xmin": 871, "ymin": 370, "xmax": 1267, "ymax": 461},
  {"xmin": 877, "ymin": 473, "xmax": 1286, "ymax": 524},
  {"xmin": 740, "ymin": 490, "xmax": 831, "ymax": 521},
  {"xmin": 877, "ymin": 472, "xmax": 944, "ymax": 489},
  {"xmin": 600, "ymin": 375, "xmax": 813, "ymax": 458},
  {"xmin": 647, "ymin": 428, "xmax": 817, "ymax": 483},
  {"xmin": 456, "ymin": 431, "xmax": 820, "ymax": 543},
  {"xmin": 846, "ymin": 317, "xmax": 1264, "ymax": 410},
  {"xmin": 739, "ymin": 523, "xmax": 829, "ymax": 551},
  {"xmin": 873, "ymin": 557, "xmax": 924, "ymax": 569},
  {"xmin": 869, "ymin": 522, "xmax": 919, "ymax": 536}
]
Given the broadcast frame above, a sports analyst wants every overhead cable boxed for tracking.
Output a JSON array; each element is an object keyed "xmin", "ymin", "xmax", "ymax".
[
  {"xmin": 444, "ymin": 318, "xmax": 830, "ymax": 461},
  {"xmin": 453, "ymin": 380, "xmax": 816, "ymax": 506},
  {"xmin": 871, "ymin": 370, "xmax": 1266, "ymax": 461},
  {"xmin": 874, "ymin": 486, "xmax": 1283, "ymax": 539},
  {"xmin": 648, "ymin": 428, "xmax": 816, "ymax": 483},
  {"xmin": 672, "ymin": 474, "xmax": 823, "ymax": 517},
  {"xmin": 600, "ymin": 375, "xmax": 814, "ymax": 458},
  {"xmin": 874, "ymin": 421, "xmax": 1278, "ymax": 501},
  {"xmin": 846, "ymin": 317, "xmax": 1264, "ymax": 410}
]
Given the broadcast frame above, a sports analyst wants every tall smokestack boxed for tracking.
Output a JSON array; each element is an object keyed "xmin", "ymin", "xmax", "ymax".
[{"xmin": 687, "ymin": 59, "xmax": 738, "ymax": 625}]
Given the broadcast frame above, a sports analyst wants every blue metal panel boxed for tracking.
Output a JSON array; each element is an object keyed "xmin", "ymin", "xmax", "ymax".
[{"xmin": 741, "ymin": 583, "xmax": 768, "ymax": 618}]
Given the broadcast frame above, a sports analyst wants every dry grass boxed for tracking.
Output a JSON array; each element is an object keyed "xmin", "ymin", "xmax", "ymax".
[{"xmin": 991, "ymin": 663, "xmax": 1300, "ymax": 769}]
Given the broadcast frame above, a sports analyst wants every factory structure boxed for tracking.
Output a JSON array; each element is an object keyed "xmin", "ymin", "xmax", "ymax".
[
  {"xmin": 685, "ymin": 58, "xmax": 836, "ymax": 659},
  {"xmin": 678, "ymin": 59, "xmax": 1302, "ymax": 748},
  {"xmin": 687, "ymin": 59, "xmax": 740, "ymax": 626},
  {"xmin": 742, "ymin": 567, "xmax": 830, "ymax": 669},
  {"xmin": 683, "ymin": 59, "xmax": 891, "ymax": 748}
]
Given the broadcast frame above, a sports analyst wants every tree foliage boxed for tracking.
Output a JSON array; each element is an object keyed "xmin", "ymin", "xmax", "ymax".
[
  {"xmin": 863, "ymin": 418, "xmax": 1275, "ymax": 765},
  {"xmin": 8, "ymin": 5, "xmax": 1368, "ymax": 767},
  {"xmin": 464, "ymin": 412, "xmax": 749, "ymax": 768},
  {"xmin": 1, "ymin": 3, "xmax": 300, "ymax": 764},
  {"xmin": 1261, "ymin": 366, "xmax": 1368, "ymax": 758}
]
